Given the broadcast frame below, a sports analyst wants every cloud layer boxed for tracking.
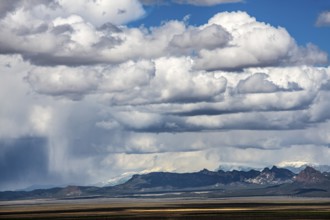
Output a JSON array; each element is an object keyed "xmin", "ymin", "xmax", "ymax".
[
  {"xmin": 1, "ymin": 1, "xmax": 330, "ymax": 190},
  {"xmin": 0, "ymin": 6, "xmax": 327, "ymax": 68}
]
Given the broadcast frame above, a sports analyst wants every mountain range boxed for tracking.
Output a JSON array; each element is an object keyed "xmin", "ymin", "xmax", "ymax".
[{"xmin": 1, "ymin": 166, "xmax": 330, "ymax": 200}]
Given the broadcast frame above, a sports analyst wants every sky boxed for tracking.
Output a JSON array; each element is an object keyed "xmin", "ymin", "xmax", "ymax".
[{"xmin": 1, "ymin": 0, "xmax": 330, "ymax": 191}]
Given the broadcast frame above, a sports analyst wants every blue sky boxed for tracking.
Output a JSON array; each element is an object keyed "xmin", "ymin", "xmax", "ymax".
[
  {"xmin": 1, "ymin": 0, "xmax": 330, "ymax": 190},
  {"xmin": 132, "ymin": 0, "xmax": 330, "ymax": 58}
]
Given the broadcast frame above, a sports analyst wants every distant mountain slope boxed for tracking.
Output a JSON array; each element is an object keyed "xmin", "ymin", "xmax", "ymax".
[
  {"xmin": 117, "ymin": 166, "xmax": 294, "ymax": 190},
  {"xmin": 1, "ymin": 166, "xmax": 330, "ymax": 200},
  {"xmin": 246, "ymin": 166, "xmax": 295, "ymax": 184},
  {"xmin": 294, "ymin": 166, "xmax": 330, "ymax": 184}
]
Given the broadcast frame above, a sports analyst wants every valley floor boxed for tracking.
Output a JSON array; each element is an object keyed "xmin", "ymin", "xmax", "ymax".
[{"xmin": 1, "ymin": 197, "xmax": 330, "ymax": 220}]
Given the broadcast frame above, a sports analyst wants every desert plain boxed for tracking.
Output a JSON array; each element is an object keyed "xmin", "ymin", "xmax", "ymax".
[{"xmin": 1, "ymin": 197, "xmax": 330, "ymax": 220}]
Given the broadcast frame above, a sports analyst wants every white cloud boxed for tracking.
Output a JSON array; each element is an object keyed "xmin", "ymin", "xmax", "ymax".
[
  {"xmin": 194, "ymin": 11, "xmax": 327, "ymax": 70},
  {"xmin": 0, "ymin": 9, "xmax": 326, "ymax": 69},
  {"xmin": 99, "ymin": 60, "xmax": 155, "ymax": 93},
  {"xmin": 308, "ymin": 91, "xmax": 330, "ymax": 122},
  {"xmin": 26, "ymin": 57, "xmax": 227, "ymax": 105},
  {"xmin": 286, "ymin": 43, "xmax": 328, "ymax": 66},
  {"xmin": 29, "ymin": 106, "xmax": 53, "ymax": 135},
  {"xmin": 26, "ymin": 66, "xmax": 100, "ymax": 100},
  {"xmin": 112, "ymin": 111, "xmax": 162, "ymax": 131},
  {"xmin": 316, "ymin": 11, "xmax": 330, "ymax": 27},
  {"xmin": 0, "ymin": 0, "xmax": 147, "ymax": 65},
  {"xmin": 26, "ymin": 60, "xmax": 155, "ymax": 100},
  {"xmin": 149, "ymin": 57, "xmax": 227, "ymax": 103}
]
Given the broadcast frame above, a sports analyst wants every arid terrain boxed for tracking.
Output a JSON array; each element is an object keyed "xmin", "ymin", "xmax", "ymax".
[{"xmin": 1, "ymin": 197, "xmax": 330, "ymax": 220}]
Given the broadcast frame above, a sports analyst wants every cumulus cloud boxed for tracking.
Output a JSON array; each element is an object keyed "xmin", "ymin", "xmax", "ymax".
[
  {"xmin": 0, "ymin": 0, "xmax": 146, "ymax": 65},
  {"xmin": 316, "ymin": 11, "xmax": 330, "ymax": 27},
  {"xmin": 101, "ymin": 65, "xmax": 329, "ymax": 133},
  {"xmin": 0, "ymin": 9, "xmax": 326, "ymax": 69},
  {"xmin": 25, "ymin": 57, "xmax": 227, "ymax": 105},
  {"xmin": 25, "ymin": 66, "xmax": 100, "ymax": 100},
  {"xmin": 25, "ymin": 60, "xmax": 155, "ymax": 101},
  {"xmin": 149, "ymin": 57, "xmax": 227, "ymax": 103},
  {"xmin": 286, "ymin": 43, "xmax": 328, "ymax": 66},
  {"xmin": 99, "ymin": 60, "xmax": 156, "ymax": 93},
  {"xmin": 194, "ymin": 11, "xmax": 327, "ymax": 71},
  {"xmin": 0, "ymin": 12, "xmax": 182, "ymax": 65},
  {"xmin": 1, "ymin": 2, "xmax": 330, "ymax": 190}
]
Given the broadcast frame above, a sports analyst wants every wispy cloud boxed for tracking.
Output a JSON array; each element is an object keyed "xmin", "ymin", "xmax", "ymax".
[{"xmin": 316, "ymin": 11, "xmax": 330, "ymax": 27}]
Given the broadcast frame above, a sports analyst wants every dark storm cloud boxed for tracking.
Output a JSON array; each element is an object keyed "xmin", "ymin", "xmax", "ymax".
[
  {"xmin": 0, "ymin": 0, "xmax": 20, "ymax": 18},
  {"xmin": 0, "ymin": 137, "xmax": 49, "ymax": 188}
]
